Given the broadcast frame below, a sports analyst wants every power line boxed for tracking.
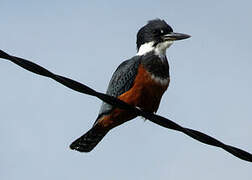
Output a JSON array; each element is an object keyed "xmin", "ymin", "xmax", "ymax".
[{"xmin": 0, "ymin": 49, "xmax": 251, "ymax": 162}]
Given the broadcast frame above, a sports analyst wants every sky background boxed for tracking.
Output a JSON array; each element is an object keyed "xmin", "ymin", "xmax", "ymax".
[{"xmin": 0, "ymin": 0, "xmax": 251, "ymax": 179}]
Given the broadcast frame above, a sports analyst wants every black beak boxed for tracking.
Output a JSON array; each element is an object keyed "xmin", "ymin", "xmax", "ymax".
[{"xmin": 163, "ymin": 32, "xmax": 191, "ymax": 41}]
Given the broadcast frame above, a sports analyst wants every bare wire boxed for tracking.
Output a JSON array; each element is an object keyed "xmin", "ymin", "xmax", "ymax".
[{"xmin": 0, "ymin": 49, "xmax": 251, "ymax": 162}]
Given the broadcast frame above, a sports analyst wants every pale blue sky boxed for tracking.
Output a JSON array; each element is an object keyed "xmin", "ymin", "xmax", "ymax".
[{"xmin": 0, "ymin": 0, "xmax": 251, "ymax": 179}]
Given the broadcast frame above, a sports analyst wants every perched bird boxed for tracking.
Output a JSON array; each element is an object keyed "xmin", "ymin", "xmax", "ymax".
[{"xmin": 70, "ymin": 19, "xmax": 190, "ymax": 152}]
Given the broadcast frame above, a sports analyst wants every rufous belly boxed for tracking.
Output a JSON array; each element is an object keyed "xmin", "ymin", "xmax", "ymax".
[{"xmin": 98, "ymin": 64, "xmax": 169, "ymax": 129}]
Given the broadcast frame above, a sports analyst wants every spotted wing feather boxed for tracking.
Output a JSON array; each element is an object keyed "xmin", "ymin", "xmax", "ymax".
[{"xmin": 95, "ymin": 56, "xmax": 140, "ymax": 123}]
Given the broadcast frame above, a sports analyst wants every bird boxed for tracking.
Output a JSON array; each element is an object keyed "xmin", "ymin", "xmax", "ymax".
[{"xmin": 70, "ymin": 19, "xmax": 190, "ymax": 152}]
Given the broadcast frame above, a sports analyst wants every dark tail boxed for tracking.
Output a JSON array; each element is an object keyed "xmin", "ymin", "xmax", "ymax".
[{"xmin": 70, "ymin": 126, "xmax": 108, "ymax": 152}]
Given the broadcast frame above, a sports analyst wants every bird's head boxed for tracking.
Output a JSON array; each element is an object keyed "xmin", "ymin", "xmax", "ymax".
[{"xmin": 136, "ymin": 19, "xmax": 190, "ymax": 56}]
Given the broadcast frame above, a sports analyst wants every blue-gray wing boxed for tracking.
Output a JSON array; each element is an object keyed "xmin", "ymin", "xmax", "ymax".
[{"xmin": 96, "ymin": 56, "xmax": 140, "ymax": 121}]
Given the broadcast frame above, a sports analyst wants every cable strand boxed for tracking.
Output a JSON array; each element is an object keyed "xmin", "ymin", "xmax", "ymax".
[{"xmin": 0, "ymin": 49, "xmax": 251, "ymax": 162}]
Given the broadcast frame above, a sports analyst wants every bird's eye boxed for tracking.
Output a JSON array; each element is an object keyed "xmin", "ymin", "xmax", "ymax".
[{"xmin": 154, "ymin": 29, "xmax": 164, "ymax": 36}]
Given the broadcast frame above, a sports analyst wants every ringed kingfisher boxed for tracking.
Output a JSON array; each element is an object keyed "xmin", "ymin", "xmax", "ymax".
[{"xmin": 70, "ymin": 19, "xmax": 190, "ymax": 152}]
